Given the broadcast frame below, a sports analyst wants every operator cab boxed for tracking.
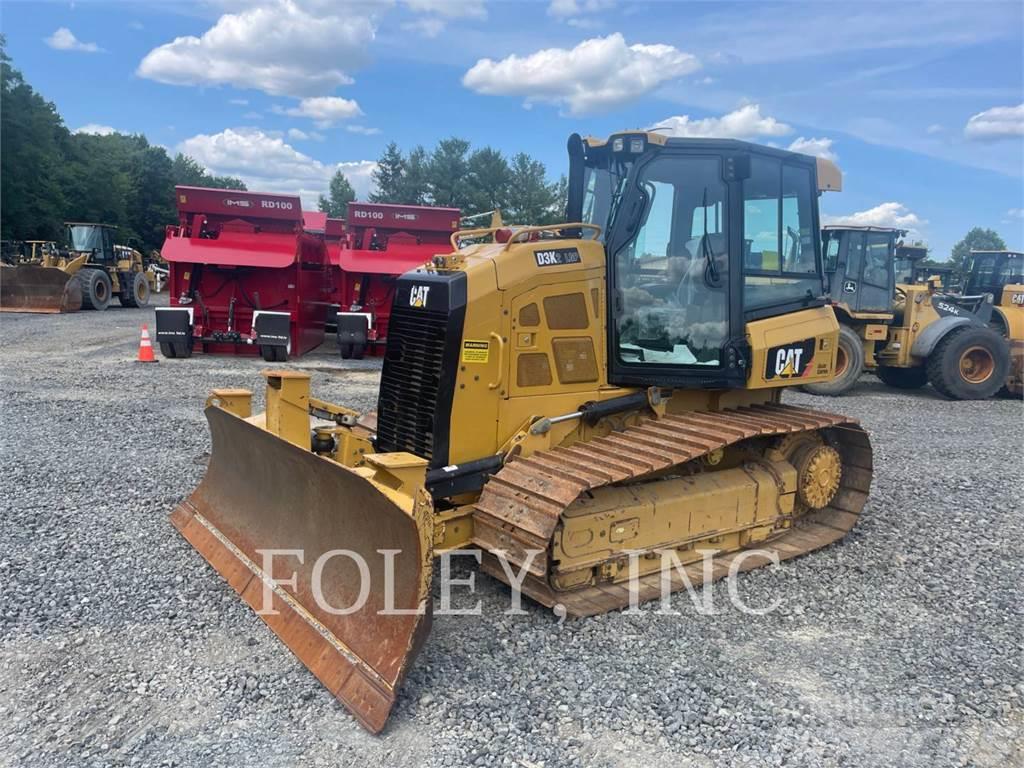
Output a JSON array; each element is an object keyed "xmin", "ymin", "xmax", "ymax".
[
  {"xmin": 964, "ymin": 250, "xmax": 1023, "ymax": 296},
  {"xmin": 821, "ymin": 226, "xmax": 907, "ymax": 314},
  {"xmin": 893, "ymin": 242, "xmax": 930, "ymax": 285},
  {"xmin": 568, "ymin": 131, "xmax": 839, "ymax": 388},
  {"xmin": 66, "ymin": 223, "xmax": 117, "ymax": 264}
]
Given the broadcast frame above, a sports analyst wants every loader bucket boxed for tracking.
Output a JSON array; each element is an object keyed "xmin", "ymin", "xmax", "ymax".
[
  {"xmin": 0, "ymin": 264, "xmax": 82, "ymax": 313},
  {"xmin": 170, "ymin": 406, "xmax": 432, "ymax": 733}
]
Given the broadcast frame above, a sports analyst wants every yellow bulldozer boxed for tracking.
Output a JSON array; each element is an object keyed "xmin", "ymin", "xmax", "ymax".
[
  {"xmin": 171, "ymin": 132, "xmax": 873, "ymax": 733},
  {"xmin": 0, "ymin": 223, "xmax": 155, "ymax": 313}
]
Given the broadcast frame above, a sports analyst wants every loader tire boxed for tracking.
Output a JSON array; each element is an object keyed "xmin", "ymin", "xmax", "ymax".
[
  {"xmin": 174, "ymin": 340, "xmax": 193, "ymax": 359},
  {"xmin": 339, "ymin": 342, "xmax": 353, "ymax": 359},
  {"xmin": 160, "ymin": 342, "xmax": 176, "ymax": 359},
  {"xmin": 926, "ymin": 326, "xmax": 1009, "ymax": 400},
  {"xmin": 120, "ymin": 272, "xmax": 150, "ymax": 308},
  {"xmin": 876, "ymin": 365, "xmax": 927, "ymax": 389},
  {"xmin": 802, "ymin": 325, "xmax": 863, "ymax": 396},
  {"xmin": 81, "ymin": 269, "xmax": 112, "ymax": 311}
]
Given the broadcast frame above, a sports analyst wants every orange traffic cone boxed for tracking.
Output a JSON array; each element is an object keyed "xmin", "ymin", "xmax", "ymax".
[{"xmin": 136, "ymin": 324, "xmax": 158, "ymax": 363}]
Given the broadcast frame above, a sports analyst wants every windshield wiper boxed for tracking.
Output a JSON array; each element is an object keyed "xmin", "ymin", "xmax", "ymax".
[{"xmin": 701, "ymin": 187, "xmax": 721, "ymax": 288}]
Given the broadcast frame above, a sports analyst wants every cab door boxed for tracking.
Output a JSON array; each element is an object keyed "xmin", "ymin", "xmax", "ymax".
[{"xmin": 857, "ymin": 231, "xmax": 894, "ymax": 312}]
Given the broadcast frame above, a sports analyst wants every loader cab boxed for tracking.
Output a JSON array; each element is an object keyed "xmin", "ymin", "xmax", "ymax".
[
  {"xmin": 569, "ymin": 132, "xmax": 834, "ymax": 388},
  {"xmin": 66, "ymin": 223, "xmax": 117, "ymax": 264},
  {"xmin": 821, "ymin": 226, "xmax": 904, "ymax": 315},
  {"xmin": 893, "ymin": 243, "xmax": 930, "ymax": 285},
  {"xmin": 964, "ymin": 250, "xmax": 1023, "ymax": 296}
]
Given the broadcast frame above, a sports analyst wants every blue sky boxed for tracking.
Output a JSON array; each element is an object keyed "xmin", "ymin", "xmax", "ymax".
[{"xmin": 3, "ymin": 0, "xmax": 1023, "ymax": 258}]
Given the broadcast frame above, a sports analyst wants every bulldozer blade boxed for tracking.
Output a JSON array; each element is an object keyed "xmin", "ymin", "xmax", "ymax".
[
  {"xmin": 170, "ymin": 406, "xmax": 432, "ymax": 733},
  {"xmin": 0, "ymin": 264, "xmax": 82, "ymax": 313}
]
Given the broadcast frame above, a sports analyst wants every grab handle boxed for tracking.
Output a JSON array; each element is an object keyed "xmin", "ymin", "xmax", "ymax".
[{"xmin": 488, "ymin": 332, "xmax": 505, "ymax": 391}]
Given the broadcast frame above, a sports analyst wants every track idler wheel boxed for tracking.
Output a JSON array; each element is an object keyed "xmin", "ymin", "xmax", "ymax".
[
  {"xmin": 794, "ymin": 444, "xmax": 842, "ymax": 509},
  {"xmin": 778, "ymin": 434, "xmax": 842, "ymax": 511}
]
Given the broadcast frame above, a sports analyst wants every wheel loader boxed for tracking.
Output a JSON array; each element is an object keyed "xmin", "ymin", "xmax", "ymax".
[
  {"xmin": 170, "ymin": 132, "xmax": 873, "ymax": 733},
  {"xmin": 0, "ymin": 223, "xmax": 155, "ymax": 313},
  {"xmin": 804, "ymin": 226, "xmax": 1010, "ymax": 399},
  {"xmin": 962, "ymin": 249, "xmax": 1023, "ymax": 395}
]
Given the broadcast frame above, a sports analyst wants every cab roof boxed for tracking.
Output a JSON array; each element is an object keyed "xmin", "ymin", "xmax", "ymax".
[
  {"xmin": 584, "ymin": 130, "xmax": 842, "ymax": 192},
  {"xmin": 822, "ymin": 225, "xmax": 906, "ymax": 235}
]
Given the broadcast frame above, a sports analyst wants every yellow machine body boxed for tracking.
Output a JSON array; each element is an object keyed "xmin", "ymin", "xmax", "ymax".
[
  {"xmin": 171, "ymin": 132, "xmax": 872, "ymax": 734},
  {"xmin": 996, "ymin": 283, "xmax": 1024, "ymax": 395}
]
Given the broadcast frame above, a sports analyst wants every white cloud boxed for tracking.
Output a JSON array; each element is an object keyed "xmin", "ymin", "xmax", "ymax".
[
  {"xmin": 279, "ymin": 96, "xmax": 362, "ymax": 128},
  {"xmin": 787, "ymin": 136, "xmax": 837, "ymax": 162},
  {"xmin": 823, "ymin": 202, "xmax": 926, "ymax": 235},
  {"xmin": 287, "ymin": 128, "xmax": 310, "ymax": 140},
  {"xmin": 926, "ymin": 124, "xmax": 944, "ymax": 135},
  {"xmin": 548, "ymin": 0, "xmax": 614, "ymax": 17},
  {"xmin": 404, "ymin": 0, "xmax": 486, "ymax": 19},
  {"xmin": 137, "ymin": 1, "xmax": 378, "ymax": 97},
  {"xmin": 651, "ymin": 104, "xmax": 791, "ymax": 140},
  {"xmin": 346, "ymin": 125, "xmax": 382, "ymax": 135},
  {"xmin": 242, "ymin": 111, "xmax": 263, "ymax": 121},
  {"xmin": 45, "ymin": 27, "xmax": 101, "ymax": 53},
  {"xmin": 229, "ymin": 98, "xmax": 249, "ymax": 106},
  {"xmin": 964, "ymin": 103, "xmax": 1024, "ymax": 141},
  {"xmin": 463, "ymin": 33, "xmax": 699, "ymax": 115},
  {"xmin": 73, "ymin": 124, "xmax": 118, "ymax": 136},
  {"xmin": 177, "ymin": 128, "xmax": 376, "ymax": 207},
  {"xmin": 401, "ymin": 17, "xmax": 446, "ymax": 37},
  {"xmin": 400, "ymin": 0, "xmax": 485, "ymax": 36},
  {"xmin": 1007, "ymin": 208, "xmax": 1024, "ymax": 220}
]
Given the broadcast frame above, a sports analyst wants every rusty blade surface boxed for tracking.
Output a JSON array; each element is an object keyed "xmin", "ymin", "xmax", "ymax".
[
  {"xmin": 170, "ymin": 406, "xmax": 432, "ymax": 733},
  {"xmin": 0, "ymin": 264, "xmax": 81, "ymax": 313}
]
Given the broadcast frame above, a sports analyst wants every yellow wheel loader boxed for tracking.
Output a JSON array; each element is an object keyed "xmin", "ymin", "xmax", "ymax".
[
  {"xmin": 171, "ymin": 133, "xmax": 873, "ymax": 733},
  {"xmin": 1, "ymin": 237, "xmax": 86, "ymax": 313},
  {"xmin": 0, "ymin": 223, "xmax": 156, "ymax": 313},
  {"xmin": 805, "ymin": 226, "xmax": 1010, "ymax": 399},
  {"xmin": 962, "ymin": 250, "xmax": 1023, "ymax": 396}
]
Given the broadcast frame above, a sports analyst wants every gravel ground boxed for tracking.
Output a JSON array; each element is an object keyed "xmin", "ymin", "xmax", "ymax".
[{"xmin": 1, "ymin": 297, "xmax": 1022, "ymax": 768}]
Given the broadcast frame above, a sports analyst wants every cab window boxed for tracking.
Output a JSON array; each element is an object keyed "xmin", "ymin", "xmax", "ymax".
[
  {"xmin": 612, "ymin": 155, "xmax": 728, "ymax": 367},
  {"xmin": 743, "ymin": 158, "xmax": 822, "ymax": 311},
  {"xmin": 823, "ymin": 233, "xmax": 840, "ymax": 273},
  {"xmin": 863, "ymin": 232, "xmax": 892, "ymax": 288}
]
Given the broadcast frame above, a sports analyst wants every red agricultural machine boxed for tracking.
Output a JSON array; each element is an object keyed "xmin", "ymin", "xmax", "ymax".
[
  {"xmin": 155, "ymin": 186, "xmax": 330, "ymax": 361},
  {"xmin": 326, "ymin": 202, "xmax": 460, "ymax": 358},
  {"xmin": 155, "ymin": 187, "xmax": 461, "ymax": 361}
]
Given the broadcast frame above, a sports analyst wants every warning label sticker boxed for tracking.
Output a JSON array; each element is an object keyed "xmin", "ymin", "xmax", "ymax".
[{"xmin": 462, "ymin": 340, "xmax": 490, "ymax": 364}]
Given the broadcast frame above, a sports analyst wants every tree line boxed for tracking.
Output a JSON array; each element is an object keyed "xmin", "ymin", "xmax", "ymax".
[
  {"xmin": 318, "ymin": 139, "xmax": 567, "ymax": 225},
  {"xmin": 1, "ymin": 38, "xmax": 245, "ymax": 253}
]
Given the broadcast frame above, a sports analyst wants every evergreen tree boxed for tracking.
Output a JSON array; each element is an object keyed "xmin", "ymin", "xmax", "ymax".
[
  {"xmin": 370, "ymin": 142, "xmax": 405, "ymax": 203},
  {"xmin": 465, "ymin": 147, "xmax": 511, "ymax": 215},
  {"xmin": 505, "ymin": 153, "xmax": 561, "ymax": 225},
  {"xmin": 427, "ymin": 138, "xmax": 471, "ymax": 208},
  {"xmin": 397, "ymin": 146, "xmax": 430, "ymax": 206},
  {"xmin": 317, "ymin": 170, "xmax": 356, "ymax": 218}
]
